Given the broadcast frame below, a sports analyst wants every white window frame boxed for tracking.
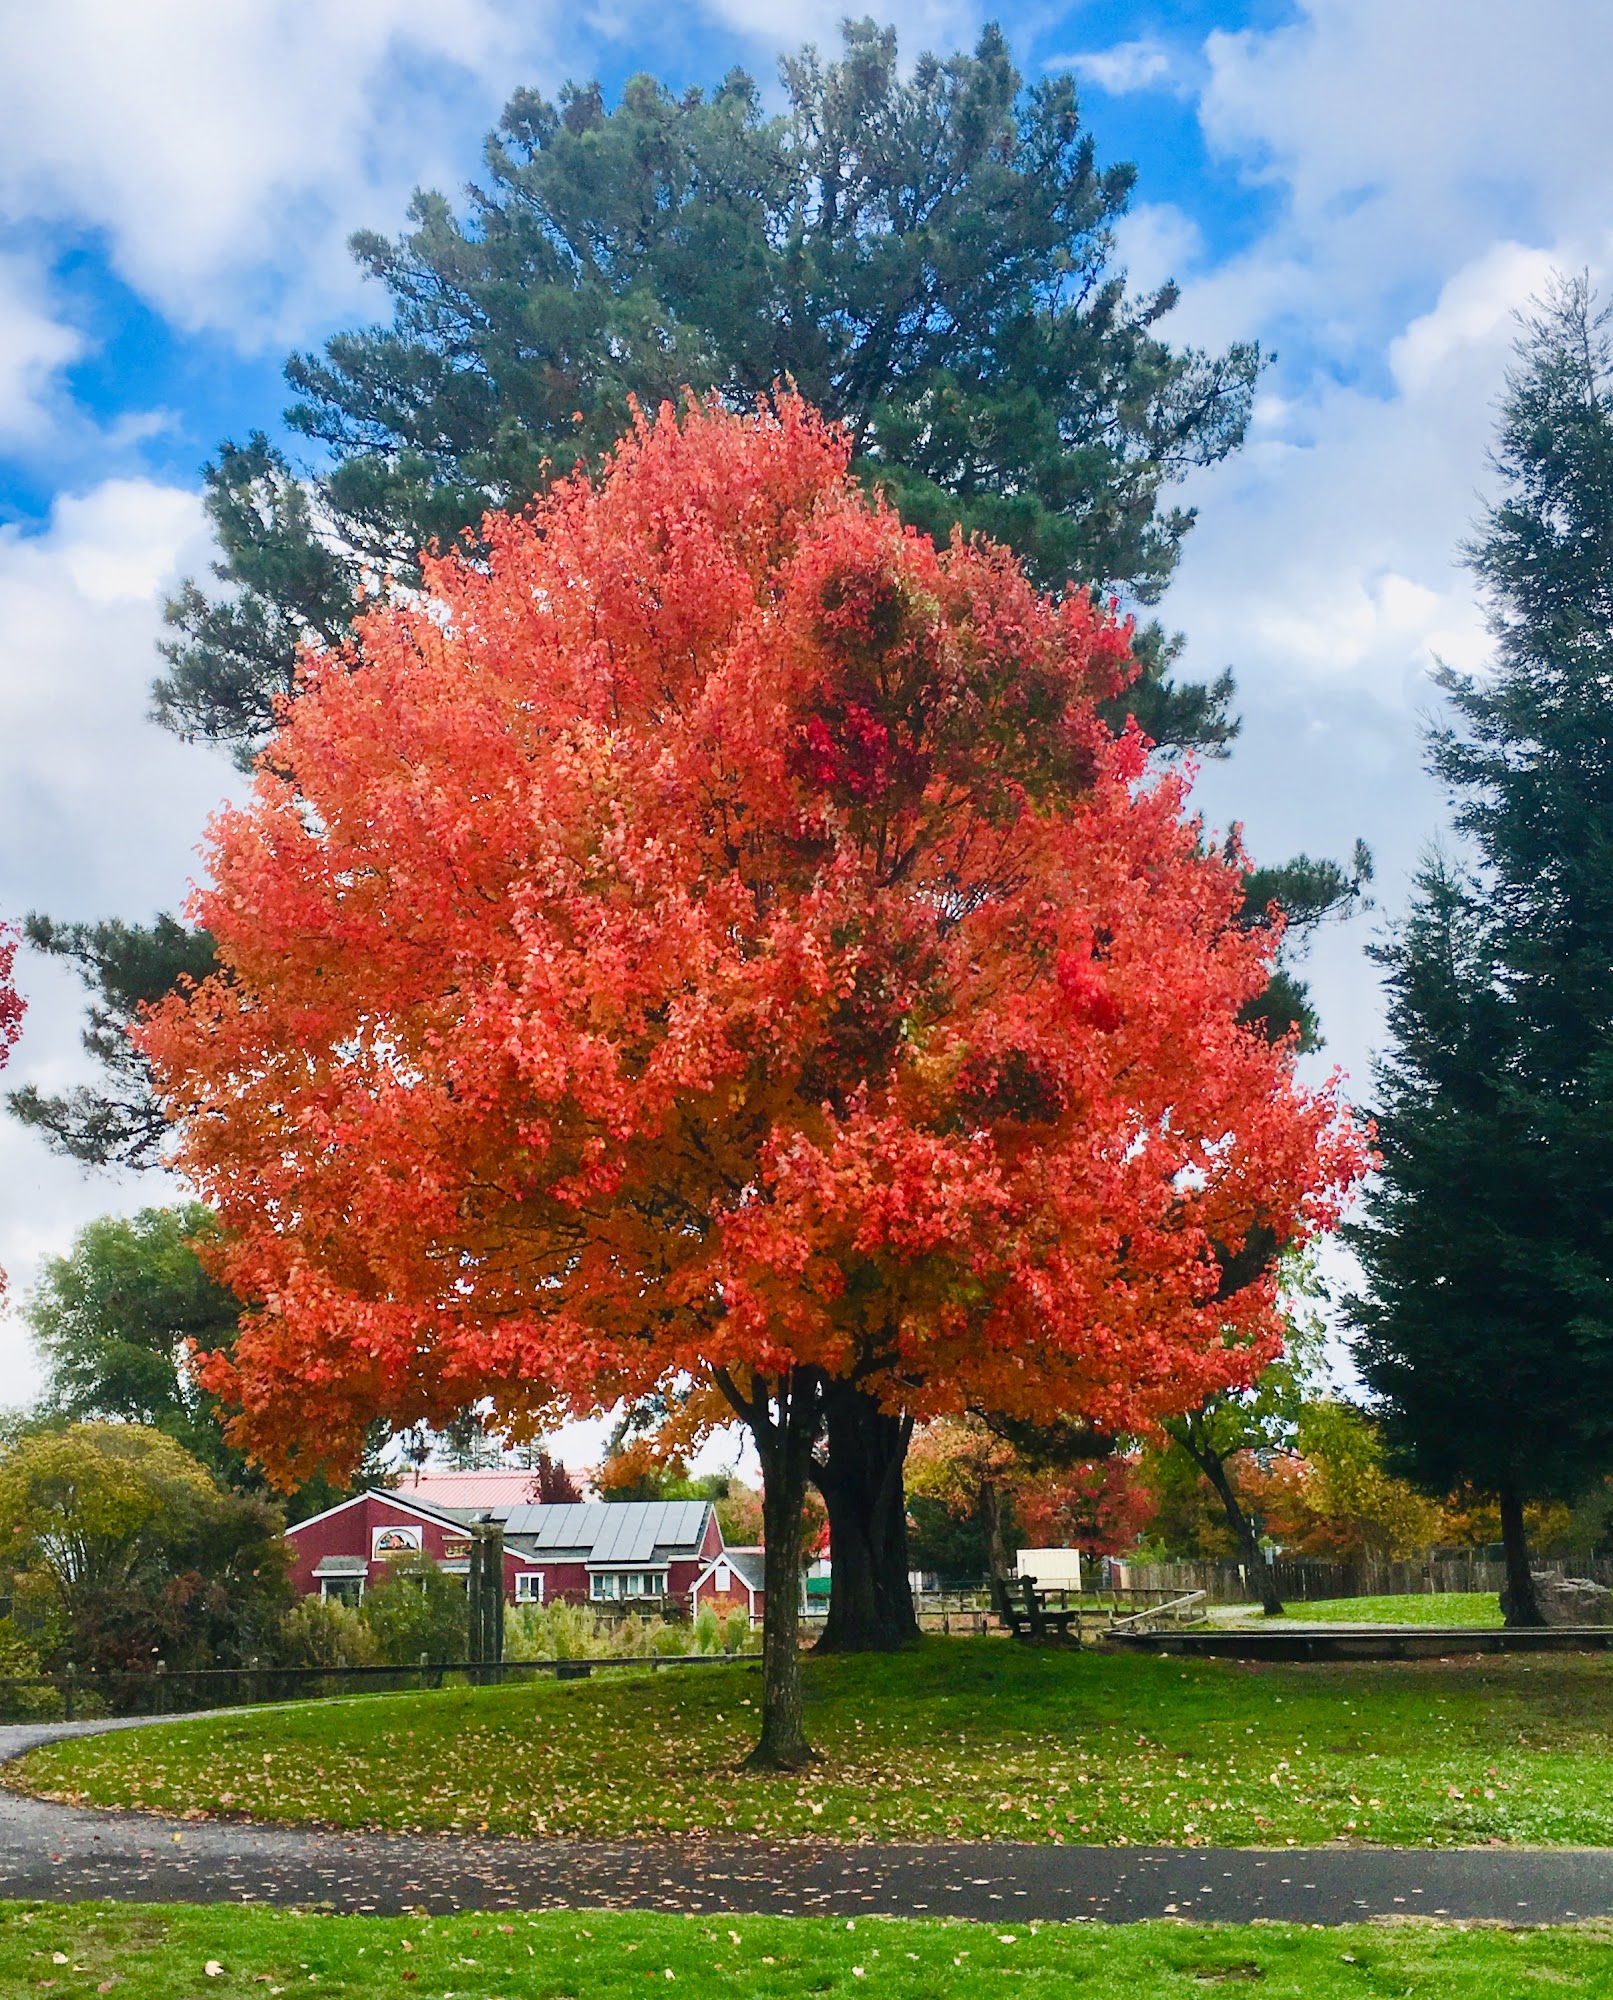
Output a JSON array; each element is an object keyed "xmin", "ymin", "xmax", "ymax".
[
  {"xmin": 590, "ymin": 1570, "xmax": 669, "ymax": 1601},
  {"xmin": 319, "ymin": 1576, "xmax": 364, "ymax": 1605},
  {"xmin": 515, "ymin": 1572, "xmax": 545, "ymax": 1603}
]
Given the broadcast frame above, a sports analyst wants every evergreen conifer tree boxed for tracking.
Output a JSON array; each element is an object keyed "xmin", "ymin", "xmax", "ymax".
[
  {"xmin": 154, "ymin": 23, "xmax": 1259, "ymax": 764},
  {"xmin": 1352, "ymin": 278, "xmax": 1613, "ymax": 1625}
]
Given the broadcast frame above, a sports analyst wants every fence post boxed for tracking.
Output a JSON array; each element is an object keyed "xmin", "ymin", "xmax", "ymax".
[{"xmin": 468, "ymin": 1516, "xmax": 506, "ymax": 1683}]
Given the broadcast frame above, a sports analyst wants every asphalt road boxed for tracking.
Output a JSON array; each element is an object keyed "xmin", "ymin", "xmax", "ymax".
[{"xmin": 4, "ymin": 1718, "xmax": 1613, "ymax": 1926}]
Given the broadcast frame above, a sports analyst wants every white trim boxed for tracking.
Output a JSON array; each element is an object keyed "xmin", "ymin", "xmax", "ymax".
[
  {"xmin": 284, "ymin": 1488, "xmax": 466, "ymax": 1538},
  {"xmin": 690, "ymin": 1551, "xmax": 761, "ymax": 1618},
  {"xmin": 514, "ymin": 1572, "xmax": 545, "ymax": 1603}
]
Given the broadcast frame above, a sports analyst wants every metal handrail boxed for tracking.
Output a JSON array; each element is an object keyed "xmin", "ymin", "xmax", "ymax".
[{"xmin": 1107, "ymin": 1590, "xmax": 1206, "ymax": 1633}]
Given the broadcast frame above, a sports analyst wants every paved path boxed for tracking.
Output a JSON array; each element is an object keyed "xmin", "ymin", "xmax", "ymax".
[{"xmin": 5, "ymin": 1718, "xmax": 1613, "ymax": 1926}]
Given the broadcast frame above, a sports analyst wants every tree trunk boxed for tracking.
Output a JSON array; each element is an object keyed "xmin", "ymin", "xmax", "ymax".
[
  {"xmin": 1192, "ymin": 1445, "xmax": 1284, "ymax": 1617},
  {"xmin": 722, "ymin": 1367, "xmax": 821, "ymax": 1770},
  {"xmin": 812, "ymin": 1379, "xmax": 916, "ymax": 1653},
  {"xmin": 1499, "ymin": 1483, "xmax": 1546, "ymax": 1629},
  {"xmin": 979, "ymin": 1475, "xmax": 1012, "ymax": 1585}
]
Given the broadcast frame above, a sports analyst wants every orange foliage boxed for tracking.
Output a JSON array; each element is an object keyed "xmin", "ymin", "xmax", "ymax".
[
  {"xmin": 140, "ymin": 396, "xmax": 1367, "ymax": 1486},
  {"xmin": 1015, "ymin": 1457, "xmax": 1154, "ymax": 1559}
]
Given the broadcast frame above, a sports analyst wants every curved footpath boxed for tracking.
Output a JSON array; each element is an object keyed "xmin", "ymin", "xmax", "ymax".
[{"xmin": 3, "ymin": 1718, "xmax": 1613, "ymax": 1927}]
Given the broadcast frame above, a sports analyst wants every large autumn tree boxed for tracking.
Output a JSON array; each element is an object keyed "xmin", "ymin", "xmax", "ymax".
[
  {"xmin": 14, "ymin": 23, "xmax": 1368, "ymax": 1657},
  {"xmin": 141, "ymin": 398, "xmax": 1362, "ymax": 1762}
]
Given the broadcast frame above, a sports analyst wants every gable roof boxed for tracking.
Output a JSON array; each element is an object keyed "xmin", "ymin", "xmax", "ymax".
[
  {"xmin": 699, "ymin": 1547, "xmax": 766, "ymax": 1594},
  {"xmin": 284, "ymin": 1487, "xmax": 468, "ymax": 1537},
  {"xmin": 500, "ymin": 1499, "xmax": 712, "ymax": 1564}
]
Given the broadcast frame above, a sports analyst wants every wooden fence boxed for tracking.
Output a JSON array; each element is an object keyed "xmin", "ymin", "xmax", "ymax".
[{"xmin": 1107, "ymin": 1555, "xmax": 1613, "ymax": 1605}]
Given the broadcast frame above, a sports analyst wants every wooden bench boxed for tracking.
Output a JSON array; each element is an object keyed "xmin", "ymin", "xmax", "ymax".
[{"xmin": 989, "ymin": 1574, "xmax": 1083, "ymax": 1643}]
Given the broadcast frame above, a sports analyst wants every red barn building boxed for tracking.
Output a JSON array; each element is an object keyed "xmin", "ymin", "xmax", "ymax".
[{"xmin": 285, "ymin": 1484, "xmax": 723, "ymax": 1609}]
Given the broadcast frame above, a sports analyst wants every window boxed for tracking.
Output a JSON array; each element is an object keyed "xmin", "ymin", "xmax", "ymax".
[
  {"xmin": 320, "ymin": 1577, "xmax": 363, "ymax": 1607},
  {"xmin": 515, "ymin": 1572, "xmax": 545, "ymax": 1603},
  {"xmin": 590, "ymin": 1571, "xmax": 668, "ymax": 1600}
]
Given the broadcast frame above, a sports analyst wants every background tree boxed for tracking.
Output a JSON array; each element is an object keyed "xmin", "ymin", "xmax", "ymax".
[
  {"xmin": 26, "ymin": 1207, "xmax": 243, "ymax": 1483},
  {"xmin": 906, "ymin": 1418, "xmax": 1020, "ymax": 1582},
  {"xmin": 906, "ymin": 1417, "xmax": 1149, "ymax": 1579},
  {"xmin": 0, "ymin": 920, "xmax": 20, "ymax": 1299},
  {"xmin": 156, "ymin": 22, "xmax": 1259, "ymax": 764},
  {"xmin": 1242, "ymin": 1402, "xmax": 1445, "ymax": 1563},
  {"xmin": 1351, "ymin": 279, "xmax": 1613, "ymax": 1626},
  {"xmin": 138, "ymin": 400, "xmax": 1364, "ymax": 1761},
  {"xmin": 0, "ymin": 1422, "xmax": 289, "ymax": 1674},
  {"xmin": 1153, "ymin": 1267, "xmax": 1327, "ymax": 1615},
  {"xmin": 23, "ymin": 1206, "xmax": 387, "ymax": 1521},
  {"xmin": 7, "ymin": 915, "xmax": 215, "ymax": 1170}
]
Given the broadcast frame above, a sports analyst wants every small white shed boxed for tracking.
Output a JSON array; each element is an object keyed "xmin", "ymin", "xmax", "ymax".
[{"xmin": 1015, "ymin": 1547, "xmax": 1082, "ymax": 1592}]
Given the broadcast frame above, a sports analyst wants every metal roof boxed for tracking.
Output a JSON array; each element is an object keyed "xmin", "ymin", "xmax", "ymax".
[
  {"xmin": 499, "ymin": 1499, "xmax": 711, "ymax": 1564},
  {"xmin": 396, "ymin": 1470, "xmax": 551, "ymax": 1511},
  {"xmin": 707, "ymin": 1548, "xmax": 766, "ymax": 1592}
]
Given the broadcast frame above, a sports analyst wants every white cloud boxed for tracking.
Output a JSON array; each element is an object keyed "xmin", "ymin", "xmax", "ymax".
[
  {"xmin": 1113, "ymin": 202, "xmax": 1204, "ymax": 297},
  {"xmin": 0, "ymin": 1, "xmax": 558, "ymax": 342},
  {"xmin": 1062, "ymin": 38, "xmax": 1176, "ymax": 96},
  {"xmin": 1389, "ymin": 241, "xmax": 1565, "ymax": 397},
  {"xmin": 0, "ymin": 253, "xmax": 82, "ymax": 441},
  {"xmin": 1197, "ymin": 1, "xmax": 1613, "ymax": 355},
  {"xmin": 702, "ymin": 0, "xmax": 977, "ymax": 52},
  {"xmin": 0, "ymin": 478, "xmax": 241, "ymax": 1404},
  {"xmin": 1136, "ymin": 4, "xmax": 1613, "ymax": 1174}
]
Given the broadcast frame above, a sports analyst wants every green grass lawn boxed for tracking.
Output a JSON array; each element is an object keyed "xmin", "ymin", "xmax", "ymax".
[
  {"xmin": 6, "ymin": 1902, "xmax": 1613, "ymax": 1998},
  {"xmin": 1253, "ymin": 1594, "xmax": 1505, "ymax": 1628},
  {"xmin": 16, "ymin": 1640, "xmax": 1613, "ymax": 1848}
]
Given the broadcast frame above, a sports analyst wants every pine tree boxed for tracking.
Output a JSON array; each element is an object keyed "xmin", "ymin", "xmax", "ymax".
[
  {"xmin": 154, "ymin": 25, "xmax": 1261, "ymax": 764},
  {"xmin": 1351, "ymin": 279, "xmax": 1613, "ymax": 1625}
]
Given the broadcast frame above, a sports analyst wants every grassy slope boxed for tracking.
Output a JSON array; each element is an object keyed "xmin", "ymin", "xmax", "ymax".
[
  {"xmin": 15, "ymin": 1640, "xmax": 1613, "ymax": 1848},
  {"xmin": 1259, "ymin": 1595, "xmax": 1505, "ymax": 1628},
  {"xmin": 5, "ymin": 1902, "xmax": 1613, "ymax": 1999}
]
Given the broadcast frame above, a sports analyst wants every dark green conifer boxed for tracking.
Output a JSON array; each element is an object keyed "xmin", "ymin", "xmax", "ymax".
[{"xmin": 1352, "ymin": 279, "xmax": 1613, "ymax": 1624}]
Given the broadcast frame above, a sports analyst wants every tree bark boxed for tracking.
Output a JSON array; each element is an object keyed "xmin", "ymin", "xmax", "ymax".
[
  {"xmin": 1499, "ymin": 1483, "xmax": 1546, "ymax": 1629},
  {"xmin": 979, "ymin": 1475, "xmax": 1012, "ymax": 1586},
  {"xmin": 1188, "ymin": 1441, "xmax": 1284, "ymax": 1617},
  {"xmin": 719, "ymin": 1366, "xmax": 821, "ymax": 1769},
  {"xmin": 812, "ymin": 1379, "xmax": 917, "ymax": 1652}
]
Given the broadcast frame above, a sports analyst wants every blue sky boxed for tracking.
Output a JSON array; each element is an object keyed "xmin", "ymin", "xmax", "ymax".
[{"xmin": 0, "ymin": 0, "xmax": 1605, "ymax": 1425}]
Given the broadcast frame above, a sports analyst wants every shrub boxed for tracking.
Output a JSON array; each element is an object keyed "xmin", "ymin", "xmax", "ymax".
[
  {"xmin": 278, "ymin": 1596, "xmax": 379, "ymax": 1669},
  {"xmin": 360, "ymin": 1555, "xmax": 467, "ymax": 1665},
  {"xmin": 505, "ymin": 1599, "xmax": 702, "ymax": 1661},
  {"xmin": 0, "ymin": 1620, "xmax": 62, "ymax": 1720}
]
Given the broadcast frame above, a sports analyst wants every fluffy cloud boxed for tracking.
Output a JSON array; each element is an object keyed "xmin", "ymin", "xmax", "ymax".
[
  {"xmin": 0, "ymin": 478, "xmax": 237, "ymax": 1401},
  {"xmin": 0, "ymin": 1, "xmax": 564, "ymax": 341},
  {"xmin": 1062, "ymin": 38, "xmax": 1176, "ymax": 96},
  {"xmin": 0, "ymin": 254, "xmax": 82, "ymax": 442},
  {"xmin": 1197, "ymin": 1, "xmax": 1613, "ymax": 354}
]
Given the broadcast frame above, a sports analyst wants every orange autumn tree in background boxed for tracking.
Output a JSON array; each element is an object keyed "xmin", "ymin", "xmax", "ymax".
[{"xmin": 141, "ymin": 396, "xmax": 1366, "ymax": 1765}]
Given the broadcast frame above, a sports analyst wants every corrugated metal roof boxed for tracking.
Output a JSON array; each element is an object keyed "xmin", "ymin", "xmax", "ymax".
[
  {"xmin": 499, "ymin": 1499, "xmax": 710, "ymax": 1563},
  {"xmin": 396, "ymin": 1470, "xmax": 548, "ymax": 1511}
]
